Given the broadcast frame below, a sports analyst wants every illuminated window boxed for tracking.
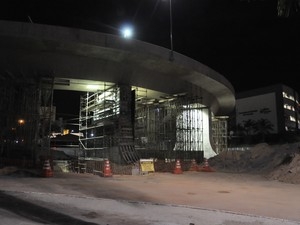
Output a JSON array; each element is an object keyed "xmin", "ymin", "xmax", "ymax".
[
  {"xmin": 282, "ymin": 91, "xmax": 295, "ymax": 101},
  {"xmin": 284, "ymin": 103, "xmax": 295, "ymax": 111},
  {"xmin": 290, "ymin": 115, "xmax": 296, "ymax": 122}
]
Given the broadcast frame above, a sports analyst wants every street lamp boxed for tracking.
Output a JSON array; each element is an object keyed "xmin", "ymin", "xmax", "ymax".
[
  {"xmin": 121, "ymin": 25, "xmax": 134, "ymax": 39},
  {"xmin": 168, "ymin": 0, "xmax": 174, "ymax": 61},
  {"xmin": 17, "ymin": 119, "xmax": 25, "ymax": 143}
]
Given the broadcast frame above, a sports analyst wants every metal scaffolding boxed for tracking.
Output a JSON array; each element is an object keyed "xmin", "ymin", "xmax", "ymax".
[
  {"xmin": 0, "ymin": 75, "xmax": 55, "ymax": 166},
  {"xmin": 211, "ymin": 116, "xmax": 228, "ymax": 154},
  {"xmin": 134, "ymin": 94, "xmax": 205, "ymax": 152},
  {"xmin": 0, "ymin": 75, "xmax": 228, "ymax": 169},
  {"xmin": 77, "ymin": 84, "xmax": 228, "ymax": 166},
  {"xmin": 78, "ymin": 83, "xmax": 139, "ymax": 165}
]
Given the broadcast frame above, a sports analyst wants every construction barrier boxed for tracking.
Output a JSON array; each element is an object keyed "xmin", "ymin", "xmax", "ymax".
[
  {"xmin": 173, "ymin": 159, "xmax": 183, "ymax": 174},
  {"xmin": 41, "ymin": 159, "xmax": 53, "ymax": 177},
  {"xmin": 103, "ymin": 159, "xmax": 113, "ymax": 177},
  {"xmin": 189, "ymin": 159, "xmax": 199, "ymax": 171},
  {"xmin": 140, "ymin": 159, "xmax": 155, "ymax": 174},
  {"xmin": 53, "ymin": 160, "xmax": 69, "ymax": 172},
  {"xmin": 199, "ymin": 158, "xmax": 215, "ymax": 172}
]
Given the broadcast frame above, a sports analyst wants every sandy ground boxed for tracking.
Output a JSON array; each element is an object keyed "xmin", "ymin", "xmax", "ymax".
[
  {"xmin": 1, "ymin": 170, "xmax": 300, "ymax": 223},
  {"xmin": 209, "ymin": 143, "xmax": 300, "ymax": 184}
]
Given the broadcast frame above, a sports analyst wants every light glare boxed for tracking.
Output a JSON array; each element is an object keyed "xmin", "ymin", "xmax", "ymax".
[
  {"xmin": 121, "ymin": 26, "xmax": 133, "ymax": 38},
  {"xmin": 87, "ymin": 84, "xmax": 100, "ymax": 90}
]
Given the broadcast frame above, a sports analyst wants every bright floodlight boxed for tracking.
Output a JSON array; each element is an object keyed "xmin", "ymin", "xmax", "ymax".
[
  {"xmin": 86, "ymin": 84, "xmax": 100, "ymax": 90},
  {"xmin": 121, "ymin": 26, "xmax": 133, "ymax": 38}
]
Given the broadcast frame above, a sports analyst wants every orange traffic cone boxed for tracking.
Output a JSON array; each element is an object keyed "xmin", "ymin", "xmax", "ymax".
[
  {"xmin": 173, "ymin": 159, "xmax": 183, "ymax": 174},
  {"xmin": 103, "ymin": 159, "xmax": 113, "ymax": 177},
  {"xmin": 189, "ymin": 159, "xmax": 199, "ymax": 171},
  {"xmin": 199, "ymin": 158, "xmax": 215, "ymax": 172},
  {"xmin": 41, "ymin": 159, "xmax": 53, "ymax": 177}
]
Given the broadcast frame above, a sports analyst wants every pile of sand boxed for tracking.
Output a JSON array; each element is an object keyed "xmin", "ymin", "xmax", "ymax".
[{"xmin": 209, "ymin": 142, "xmax": 300, "ymax": 184}]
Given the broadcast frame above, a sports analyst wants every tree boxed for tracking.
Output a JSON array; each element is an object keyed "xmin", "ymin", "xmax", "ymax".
[
  {"xmin": 253, "ymin": 118, "xmax": 274, "ymax": 142},
  {"xmin": 243, "ymin": 119, "xmax": 256, "ymax": 136},
  {"xmin": 277, "ymin": 0, "xmax": 300, "ymax": 17}
]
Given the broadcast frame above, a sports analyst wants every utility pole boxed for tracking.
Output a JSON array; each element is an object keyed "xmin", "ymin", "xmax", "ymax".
[{"xmin": 169, "ymin": 0, "xmax": 174, "ymax": 61}]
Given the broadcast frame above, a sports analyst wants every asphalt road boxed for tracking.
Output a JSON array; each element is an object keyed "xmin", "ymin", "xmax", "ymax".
[{"xmin": 1, "ymin": 170, "xmax": 300, "ymax": 225}]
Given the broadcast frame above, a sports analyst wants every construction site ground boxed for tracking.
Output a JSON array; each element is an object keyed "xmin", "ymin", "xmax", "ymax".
[
  {"xmin": 0, "ymin": 168, "xmax": 300, "ymax": 224},
  {"xmin": 1, "ymin": 142, "xmax": 300, "ymax": 224}
]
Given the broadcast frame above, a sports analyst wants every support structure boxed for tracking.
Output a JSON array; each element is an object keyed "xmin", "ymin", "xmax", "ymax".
[
  {"xmin": 77, "ymin": 83, "xmax": 227, "ymax": 164},
  {"xmin": 78, "ymin": 84, "xmax": 139, "ymax": 165},
  {"xmin": 211, "ymin": 116, "xmax": 228, "ymax": 154},
  {"xmin": 0, "ymin": 75, "xmax": 55, "ymax": 166},
  {"xmin": 0, "ymin": 20, "xmax": 235, "ymax": 171}
]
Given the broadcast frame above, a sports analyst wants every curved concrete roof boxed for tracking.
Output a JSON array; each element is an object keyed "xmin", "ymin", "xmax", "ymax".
[{"xmin": 0, "ymin": 20, "xmax": 235, "ymax": 115}]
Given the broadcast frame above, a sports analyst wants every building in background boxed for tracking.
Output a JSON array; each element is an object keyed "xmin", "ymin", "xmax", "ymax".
[{"xmin": 232, "ymin": 84, "xmax": 300, "ymax": 144}]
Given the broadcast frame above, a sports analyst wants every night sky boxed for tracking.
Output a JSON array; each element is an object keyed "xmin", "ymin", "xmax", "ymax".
[{"xmin": 1, "ymin": 0, "xmax": 300, "ymax": 117}]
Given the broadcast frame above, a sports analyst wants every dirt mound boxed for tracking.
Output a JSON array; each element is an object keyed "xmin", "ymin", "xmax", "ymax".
[
  {"xmin": 209, "ymin": 142, "xmax": 300, "ymax": 184},
  {"xmin": 267, "ymin": 154, "xmax": 300, "ymax": 184}
]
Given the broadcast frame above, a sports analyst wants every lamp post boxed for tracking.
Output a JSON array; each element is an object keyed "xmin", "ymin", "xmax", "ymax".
[
  {"xmin": 18, "ymin": 119, "xmax": 25, "ymax": 143},
  {"xmin": 168, "ymin": 0, "xmax": 174, "ymax": 61}
]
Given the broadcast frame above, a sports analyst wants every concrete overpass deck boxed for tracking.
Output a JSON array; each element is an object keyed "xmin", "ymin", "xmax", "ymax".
[{"xmin": 0, "ymin": 20, "xmax": 235, "ymax": 116}]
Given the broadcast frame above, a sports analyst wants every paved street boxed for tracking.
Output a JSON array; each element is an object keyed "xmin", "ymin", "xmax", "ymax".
[{"xmin": 1, "ymin": 170, "xmax": 300, "ymax": 225}]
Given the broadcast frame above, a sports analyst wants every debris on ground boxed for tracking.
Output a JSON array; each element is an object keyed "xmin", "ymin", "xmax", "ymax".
[{"xmin": 209, "ymin": 142, "xmax": 300, "ymax": 184}]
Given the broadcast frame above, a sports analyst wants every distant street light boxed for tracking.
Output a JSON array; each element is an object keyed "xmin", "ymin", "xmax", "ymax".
[
  {"xmin": 17, "ymin": 119, "xmax": 25, "ymax": 143},
  {"xmin": 18, "ymin": 119, "xmax": 25, "ymax": 125}
]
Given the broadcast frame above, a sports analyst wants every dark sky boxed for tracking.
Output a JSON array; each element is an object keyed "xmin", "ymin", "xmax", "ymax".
[{"xmin": 1, "ymin": 0, "xmax": 300, "ymax": 116}]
